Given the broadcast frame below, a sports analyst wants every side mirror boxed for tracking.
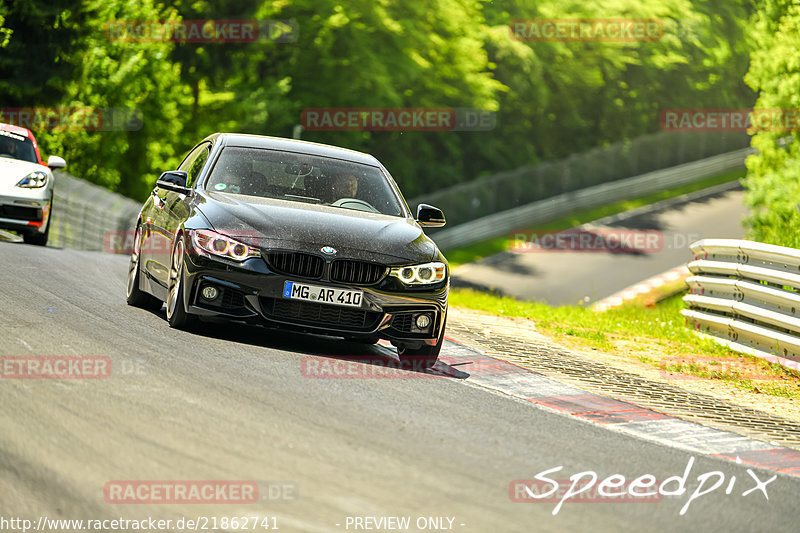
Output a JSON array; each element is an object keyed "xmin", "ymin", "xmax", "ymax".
[
  {"xmin": 47, "ymin": 155, "xmax": 66, "ymax": 169},
  {"xmin": 156, "ymin": 170, "xmax": 190, "ymax": 194},
  {"xmin": 416, "ymin": 203, "xmax": 446, "ymax": 228}
]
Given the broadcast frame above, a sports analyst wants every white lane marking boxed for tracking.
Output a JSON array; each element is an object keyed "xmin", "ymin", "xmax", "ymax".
[
  {"xmin": 592, "ymin": 265, "xmax": 691, "ymax": 311},
  {"xmin": 441, "ymin": 339, "xmax": 782, "ymax": 459},
  {"xmin": 17, "ymin": 338, "xmax": 33, "ymax": 351}
]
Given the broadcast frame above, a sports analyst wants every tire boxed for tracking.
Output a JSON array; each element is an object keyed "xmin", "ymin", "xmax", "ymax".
[
  {"xmin": 165, "ymin": 235, "xmax": 196, "ymax": 330},
  {"xmin": 397, "ymin": 315, "xmax": 446, "ymax": 370},
  {"xmin": 126, "ymin": 225, "xmax": 163, "ymax": 310},
  {"xmin": 23, "ymin": 197, "xmax": 52, "ymax": 246}
]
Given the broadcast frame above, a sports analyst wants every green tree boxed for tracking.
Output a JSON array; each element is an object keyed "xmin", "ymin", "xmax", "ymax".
[
  {"xmin": 0, "ymin": 0, "xmax": 764, "ymax": 206},
  {"xmin": 0, "ymin": 0, "xmax": 12, "ymax": 48},
  {"xmin": 34, "ymin": 0, "xmax": 188, "ymax": 200},
  {"xmin": 475, "ymin": 0, "xmax": 755, "ymax": 171},
  {"xmin": 284, "ymin": 0, "xmax": 502, "ymax": 194},
  {"xmin": 0, "ymin": 0, "xmax": 86, "ymax": 104},
  {"xmin": 742, "ymin": 0, "xmax": 800, "ymax": 247},
  {"xmin": 172, "ymin": 0, "xmax": 504, "ymax": 196}
]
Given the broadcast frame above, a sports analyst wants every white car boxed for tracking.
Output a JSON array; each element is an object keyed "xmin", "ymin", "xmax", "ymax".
[{"xmin": 0, "ymin": 123, "xmax": 65, "ymax": 245}]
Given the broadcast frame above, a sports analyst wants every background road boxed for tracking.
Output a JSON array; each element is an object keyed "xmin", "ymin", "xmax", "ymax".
[
  {"xmin": 452, "ymin": 184, "xmax": 746, "ymax": 305},
  {"xmin": 1, "ymin": 242, "xmax": 796, "ymax": 532}
]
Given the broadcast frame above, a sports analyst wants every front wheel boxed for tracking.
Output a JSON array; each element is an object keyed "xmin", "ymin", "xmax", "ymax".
[
  {"xmin": 166, "ymin": 236, "xmax": 196, "ymax": 330},
  {"xmin": 126, "ymin": 225, "xmax": 163, "ymax": 310}
]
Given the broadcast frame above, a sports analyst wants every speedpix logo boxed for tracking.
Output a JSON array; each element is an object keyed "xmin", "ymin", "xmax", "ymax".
[{"xmin": 510, "ymin": 456, "xmax": 776, "ymax": 516}]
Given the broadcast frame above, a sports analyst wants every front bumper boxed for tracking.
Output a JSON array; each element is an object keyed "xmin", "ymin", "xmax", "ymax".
[
  {"xmin": 0, "ymin": 192, "xmax": 51, "ymax": 233},
  {"xmin": 180, "ymin": 250, "xmax": 448, "ymax": 346}
]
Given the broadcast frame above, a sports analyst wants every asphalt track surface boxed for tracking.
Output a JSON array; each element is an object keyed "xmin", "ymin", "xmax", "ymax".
[
  {"xmin": 452, "ymin": 184, "xmax": 746, "ymax": 305},
  {"xmin": 1, "ymin": 242, "xmax": 798, "ymax": 532}
]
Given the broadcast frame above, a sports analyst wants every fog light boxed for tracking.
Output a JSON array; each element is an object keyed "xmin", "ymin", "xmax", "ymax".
[
  {"xmin": 415, "ymin": 314, "xmax": 431, "ymax": 329},
  {"xmin": 201, "ymin": 286, "xmax": 219, "ymax": 300}
]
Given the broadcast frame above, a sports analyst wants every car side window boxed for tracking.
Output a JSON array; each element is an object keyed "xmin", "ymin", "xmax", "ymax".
[
  {"xmin": 187, "ymin": 147, "xmax": 210, "ymax": 188},
  {"xmin": 178, "ymin": 143, "xmax": 211, "ymax": 188}
]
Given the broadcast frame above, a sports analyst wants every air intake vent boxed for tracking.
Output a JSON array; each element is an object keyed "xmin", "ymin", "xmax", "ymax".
[
  {"xmin": 260, "ymin": 297, "xmax": 381, "ymax": 330},
  {"xmin": 390, "ymin": 313, "xmax": 415, "ymax": 333}
]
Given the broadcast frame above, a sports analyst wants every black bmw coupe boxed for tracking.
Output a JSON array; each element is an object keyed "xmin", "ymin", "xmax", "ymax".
[{"xmin": 126, "ymin": 134, "xmax": 449, "ymax": 368}]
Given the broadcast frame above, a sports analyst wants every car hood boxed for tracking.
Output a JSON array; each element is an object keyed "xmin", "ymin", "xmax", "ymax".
[
  {"xmin": 195, "ymin": 191, "xmax": 437, "ymax": 264},
  {"xmin": 0, "ymin": 158, "xmax": 50, "ymax": 195}
]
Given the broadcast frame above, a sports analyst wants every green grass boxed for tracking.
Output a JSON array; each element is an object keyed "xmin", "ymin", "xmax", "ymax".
[
  {"xmin": 450, "ymin": 288, "xmax": 800, "ymax": 399},
  {"xmin": 659, "ymin": 358, "xmax": 800, "ymax": 398},
  {"xmin": 444, "ymin": 168, "xmax": 745, "ymax": 266},
  {"xmin": 450, "ymin": 289, "xmax": 717, "ymax": 352}
]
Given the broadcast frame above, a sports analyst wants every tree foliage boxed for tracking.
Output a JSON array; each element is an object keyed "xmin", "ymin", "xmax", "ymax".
[
  {"xmin": 0, "ymin": 0, "xmax": 758, "ymax": 204},
  {"xmin": 742, "ymin": 0, "xmax": 800, "ymax": 247}
]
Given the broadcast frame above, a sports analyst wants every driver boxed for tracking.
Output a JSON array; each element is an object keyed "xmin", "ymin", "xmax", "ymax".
[
  {"xmin": 226, "ymin": 173, "xmax": 245, "ymax": 194},
  {"xmin": 331, "ymin": 173, "xmax": 358, "ymax": 200},
  {"xmin": 213, "ymin": 167, "xmax": 248, "ymax": 194},
  {"xmin": 0, "ymin": 137, "xmax": 18, "ymax": 157}
]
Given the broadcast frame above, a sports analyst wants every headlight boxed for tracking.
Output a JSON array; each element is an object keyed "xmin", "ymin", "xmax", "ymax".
[
  {"xmin": 16, "ymin": 171, "xmax": 48, "ymax": 188},
  {"xmin": 390, "ymin": 262, "xmax": 447, "ymax": 285},
  {"xmin": 190, "ymin": 229, "xmax": 260, "ymax": 262}
]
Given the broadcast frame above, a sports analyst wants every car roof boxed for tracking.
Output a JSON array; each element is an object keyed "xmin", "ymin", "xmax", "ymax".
[
  {"xmin": 205, "ymin": 133, "xmax": 382, "ymax": 167},
  {"xmin": 0, "ymin": 122, "xmax": 34, "ymax": 139}
]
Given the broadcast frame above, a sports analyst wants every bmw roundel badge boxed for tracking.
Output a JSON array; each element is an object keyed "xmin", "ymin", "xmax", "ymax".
[{"xmin": 321, "ymin": 246, "xmax": 337, "ymax": 255}]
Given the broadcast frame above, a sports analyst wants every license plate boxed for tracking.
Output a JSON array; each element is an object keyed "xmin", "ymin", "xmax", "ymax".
[{"xmin": 282, "ymin": 281, "xmax": 363, "ymax": 308}]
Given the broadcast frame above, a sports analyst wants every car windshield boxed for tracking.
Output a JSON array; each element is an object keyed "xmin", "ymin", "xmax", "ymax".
[
  {"xmin": 0, "ymin": 130, "xmax": 37, "ymax": 163},
  {"xmin": 205, "ymin": 147, "xmax": 406, "ymax": 217}
]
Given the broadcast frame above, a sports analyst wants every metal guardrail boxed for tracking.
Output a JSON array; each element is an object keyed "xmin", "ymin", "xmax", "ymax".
[
  {"xmin": 48, "ymin": 171, "xmax": 142, "ymax": 251},
  {"xmin": 430, "ymin": 147, "xmax": 752, "ymax": 250},
  {"xmin": 408, "ymin": 130, "xmax": 750, "ymax": 229},
  {"xmin": 682, "ymin": 238, "xmax": 800, "ymax": 371}
]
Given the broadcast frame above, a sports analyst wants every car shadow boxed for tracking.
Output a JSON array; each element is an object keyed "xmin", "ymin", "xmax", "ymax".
[{"xmin": 150, "ymin": 310, "xmax": 467, "ymax": 380}]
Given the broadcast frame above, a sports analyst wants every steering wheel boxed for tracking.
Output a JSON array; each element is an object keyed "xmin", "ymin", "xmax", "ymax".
[{"xmin": 330, "ymin": 198, "xmax": 380, "ymax": 213}]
